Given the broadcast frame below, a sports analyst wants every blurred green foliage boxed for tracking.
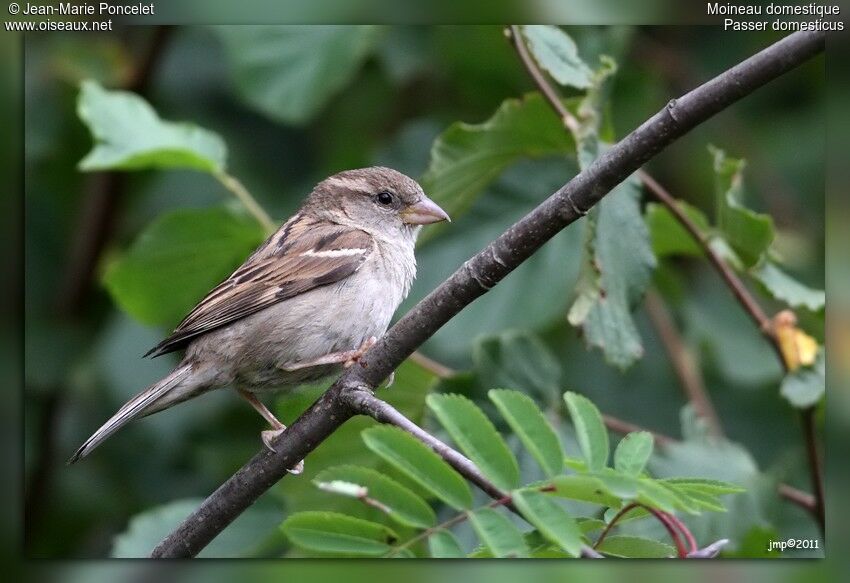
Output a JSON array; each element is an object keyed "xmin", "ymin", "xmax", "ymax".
[{"xmin": 24, "ymin": 25, "xmax": 824, "ymax": 559}]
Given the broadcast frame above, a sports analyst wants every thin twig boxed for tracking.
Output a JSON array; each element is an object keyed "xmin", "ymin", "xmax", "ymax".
[
  {"xmin": 601, "ymin": 414, "xmax": 676, "ymax": 447},
  {"xmin": 644, "ymin": 289, "xmax": 724, "ymax": 437},
  {"xmin": 801, "ymin": 407, "xmax": 825, "ymax": 535},
  {"xmin": 637, "ymin": 171, "xmax": 779, "ymax": 354},
  {"xmin": 506, "ymin": 26, "xmax": 581, "ymax": 135},
  {"xmin": 214, "ymin": 171, "xmax": 276, "ymax": 234},
  {"xmin": 347, "ymin": 387, "xmax": 509, "ymax": 503},
  {"xmin": 593, "ymin": 502, "xmax": 698, "ymax": 559},
  {"xmin": 646, "ymin": 506, "xmax": 689, "ymax": 558},
  {"xmin": 408, "ymin": 350, "xmax": 454, "ymax": 379},
  {"xmin": 149, "ymin": 31, "xmax": 826, "ymax": 558},
  {"xmin": 507, "ymin": 25, "xmax": 824, "ymax": 536},
  {"xmin": 384, "ymin": 492, "xmax": 513, "ymax": 557}
]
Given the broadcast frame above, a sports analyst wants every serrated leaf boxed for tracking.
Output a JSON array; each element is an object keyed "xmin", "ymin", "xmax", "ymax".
[
  {"xmin": 469, "ymin": 508, "xmax": 529, "ymax": 558},
  {"xmin": 671, "ymin": 489, "xmax": 727, "ymax": 513},
  {"xmin": 563, "ymin": 392, "xmax": 609, "ymax": 471},
  {"xmin": 780, "ymin": 350, "xmax": 825, "ymax": 408},
  {"xmin": 419, "ymin": 93, "xmax": 575, "ymax": 235},
  {"xmin": 645, "ymin": 201, "xmax": 712, "ymax": 258},
  {"xmin": 613, "ymin": 431, "xmax": 654, "ymax": 477},
  {"xmin": 112, "ymin": 498, "xmax": 279, "ymax": 558},
  {"xmin": 214, "ymin": 26, "xmax": 380, "ymax": 125},
  {"xmin": 77, "ymin": 80, "xmax": 226, "ymax": 172},
  {"xmin": 550, "ymin": 475, "xmax": 621, "ymax": 508},
  {"xmin": 281, "ymin": 511, "xmax": 399, "ymax": 557},
  {"xmin": 751, "ymin": 261, "xmax": 824, "ymax": 311},
  {"xmin": 361, "ymin": 426, "xmax": 473, "ymax": 510},
  {"xmin": 521, "ymin": 25, "xmax": 594, "ymax": 89},
  {"xmin": 660, "ymin": 478, "xmax": 746, "ymax": 495},
  {"xmin": 428, "ymin": 530, "xmax": 465, "ymax": 558},
  {"xmin": 635, "ymin": 477, "xmax": 683, "ymax": 513},
  {"xmin": 474, "ymin": 331, "xmax": 562, "ymax": 402},
  {"xmin": 426, "ymin": 393, "xmax": 520, "ymax": 491},
  {"xmin": 488, "ymin": 389, "xmax": 564, "ymax": 477},
  {"xmin": 512, "ymin": 490, "xmax": 583, "ymax": 557},
  {"xmin": 710, "ymin": 145, "xmax": 774, "ymax": 268},
  {"xmin": 313, "ymin": 465, "xmax": 436, "ymax": 529},
  {"xmin": 103, "ymin": 207, "xmax": 265, "ymax": 326},
  {"xmin": 568, "ymin": 172, "xmax": 656, "ymax": 369},
  {"xmin": 596, "ymin": 535, "xmax": 676, "ymax": 558}
]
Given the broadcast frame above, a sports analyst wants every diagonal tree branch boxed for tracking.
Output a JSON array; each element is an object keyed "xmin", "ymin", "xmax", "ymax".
[
  {"xmin": 150, "ymin": 30, "xmax": 825, "ymax": 558},
  {"xmin": 507, "ymin": 25, "xmax": 824, "ymax": 535}
]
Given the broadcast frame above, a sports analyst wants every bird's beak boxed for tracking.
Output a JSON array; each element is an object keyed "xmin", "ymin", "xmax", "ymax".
[{"xmin": 401, "ymin": 197, "xmax": 451, "ymax": 225}]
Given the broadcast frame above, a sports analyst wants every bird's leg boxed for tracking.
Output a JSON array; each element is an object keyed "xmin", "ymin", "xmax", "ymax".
[
  {"xmin": 237, "ymin": 389, "xmax": 303, "ymax": 474},
  {"xmin": 280, "ymin": 336, "xmax": 378, "ymax": 371}
]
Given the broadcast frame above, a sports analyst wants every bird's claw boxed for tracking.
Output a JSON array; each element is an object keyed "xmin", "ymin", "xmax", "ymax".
[
  {"xmin": 344, "ymin": 336, "xmax": 378, "ymax": 368},
  {"xmin": 261, "ymin": 428, "xmax": 303, "ymax": 474}
]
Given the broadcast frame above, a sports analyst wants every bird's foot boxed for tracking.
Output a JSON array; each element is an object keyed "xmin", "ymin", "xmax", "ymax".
[
  {"xmin": 384, "ymin": 371, "xmax": 395, "ymax": 388},
  {"xmin": 261, "ymin": 427, "xmax": 304, "ymax": 474},
  {"xmin": 343, "ymin": 336, "xmax": 378, "ymax": 368}
]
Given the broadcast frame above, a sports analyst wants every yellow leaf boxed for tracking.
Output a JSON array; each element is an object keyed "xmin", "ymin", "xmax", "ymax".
[{"xmin": 772, "ymin": 310, "xmax": 819, "ymax": 371}]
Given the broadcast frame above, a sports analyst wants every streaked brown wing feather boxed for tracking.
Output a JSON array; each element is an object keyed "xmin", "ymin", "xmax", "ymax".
[{"xmin": 145, "ymin": 215, "xmax": 374, "ymax": 357}]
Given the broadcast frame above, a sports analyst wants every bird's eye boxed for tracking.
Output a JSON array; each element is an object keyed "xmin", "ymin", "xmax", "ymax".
[{"xmin": 375, "ymin": 191, "xmax": 395, "ymax": 206}]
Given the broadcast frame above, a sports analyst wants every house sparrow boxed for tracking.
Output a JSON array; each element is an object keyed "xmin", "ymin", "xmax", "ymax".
[{"xmin": 69, "ymin": 167, "xmax": 449, "ymax": 471}]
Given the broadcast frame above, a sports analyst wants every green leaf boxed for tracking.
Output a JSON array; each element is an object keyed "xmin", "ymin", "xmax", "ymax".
[
  {"xmin": 780, "ymin": 350, "xmax": 825, "ymax": 408},
  {"xmin": 103, "ymin": 207, "xmax": 265, "ymax": 326},
  {"xmin": 751, "ymin": 261, "xmax": 825, "ymax": 311},
  {"xmin": 550, "ymin": 475, "xmax": 622, "ymax": 508},
  {"xmin": 669, "ymin": 488, "xmax": 727, "ymax": 513},
  {"xmin": 635, "ymin": 477, "xmax": 684, "ymax": 513},
  {"xmin": 512, "ymin": 490, "xmax": 583, "ymax": 557},
  {"xmin": 660, "ymin": 478, "xmax": 746, "ymax": 496},
  {"xmin": 659, "ymin": 477, "xmax": 744, "ymax": 512},
  {"xmin": 419, "ymin": 93, "xmax": 575, "ymax": 232},
  {"xmin": 361, "ymin": 426, "xmax": 473, "ymax": 510},
  {"xmin": 577, "ymin": 518, "xmax": 607, "ymax": 535},
  {"xmin": 563, "ymin": 392, "xmax": 609, "ymax": 471},
  {"xmin": 488, "ymin": 389, "xmax": 565, "ymax": 477},
  {"xmin": 568, "ymin": 172, "xmax": 655, "ymax": 370},
  {"xmin": 214, "ymin": 26, "xmax": 380, "ymax": 125},
  {"xmin": 77, "ymin": 80, "xmax": 226, "ymax": 173},
  {"xmin": 468, "ymin": 508, "xmax": 529, "ymax": 558},
  {"xmin": 591, "ymin": 469, "xmax": 639, "ymax": 500},
  {"xmin": 426, "ymin": 393, "xmax": 520, "ymax": 491},
  {"xmin": 313, "ymin": 465, "xmax": 436, "ymax": 529},
  {"xmin": 281, "ymin": 511, "xmax": 399, "ymax": 557},
  {"xmin": 645, "ymin": 201, "xmax": 712, "ymax": 258},
  {"xmin": 112, "ymin": 498, "xmax": 279, "ymax": 558},
  {"xmin": 596, "ymin": 535, "xmax": 676, "ymax": 558},
  {"xmin": 474, "ymin": 331, "xmax": 562, "ymax": 402},
  {"xmin": 710, "ymin": 145, "xmax": 774, "ymax": 268},
  {"xmin": 613, "ymin": 431, "xmax": 654, "ymax": 477},
  {"xmin": 521, "ymin": 25, "xmax": 594, "ymax": 89},
  {"xmin": 428, "ymin": 530, "xmax": 465, "ymax": 558}
]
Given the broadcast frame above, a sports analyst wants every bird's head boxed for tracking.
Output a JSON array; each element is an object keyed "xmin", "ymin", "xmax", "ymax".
[{"xmin": 306, "ymin": 166, "xmax": 450, "ymax": 239}]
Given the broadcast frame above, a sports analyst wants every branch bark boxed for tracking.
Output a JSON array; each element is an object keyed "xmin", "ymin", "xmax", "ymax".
[{"xmin": 150, "ymin": 30, "xmax": 825, "ymax": 558}]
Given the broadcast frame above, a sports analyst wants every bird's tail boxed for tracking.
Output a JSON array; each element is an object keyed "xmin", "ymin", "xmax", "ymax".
[{"xmin": 68, "ymin": 363, "xmax": 194, "ymax": 464}]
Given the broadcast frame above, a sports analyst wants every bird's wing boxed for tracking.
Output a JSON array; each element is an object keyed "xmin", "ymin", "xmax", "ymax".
[{"xmin": 145, "ymin": 214, "xmax": 375, "ymax": 357}]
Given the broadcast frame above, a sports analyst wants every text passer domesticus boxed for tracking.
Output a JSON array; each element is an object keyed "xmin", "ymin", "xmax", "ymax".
[{"xmin": 69, "ymin": 167, "xmax": 449, "ymax": 470}]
